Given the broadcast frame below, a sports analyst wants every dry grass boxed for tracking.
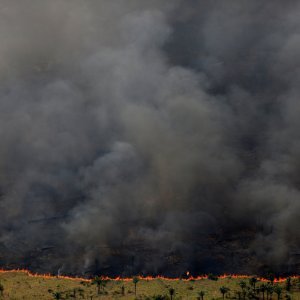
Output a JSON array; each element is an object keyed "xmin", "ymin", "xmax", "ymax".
[{"xmin": 0, "ymin": 271, "xmax": 300, "ymax": 300}]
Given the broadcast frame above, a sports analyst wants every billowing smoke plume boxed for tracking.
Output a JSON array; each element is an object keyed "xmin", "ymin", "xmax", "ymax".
[{"xmin": 0, "ymin": 0, "xmax": 300, "ymax": 276}]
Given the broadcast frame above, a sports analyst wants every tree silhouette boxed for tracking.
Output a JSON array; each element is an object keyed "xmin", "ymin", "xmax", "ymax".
[
  {"xmin": 239, "ymin": 281, "xmax": 247, "ymax": 290},
  {"xmin": 260, "ymin": 284, "xmax": 267, "ymax": 300},
  {"xmin": 266, "ymin": 284, "xmax": 274, "ymax": 300},
  {"xmin": 198, "ymin": 290, "xmax": 205, "ymax": 300},
  {"xmin": 220, "ymin": 286, "xmax": 229, "ymax": 300},
  {"xmin": 53, "ymin": 292, "xmax": 62, "ymax": 300},
  {"xmin": 274, "ymin": 285, "xmax": 282, "ymax": 300},
  {"xmin": 236, "ymin": 291, "xmax": 242, "ymax": 300},
  {"xmin": 268, "ymin": 274, "xmax": 275, "ymax": 285},
  {"xmin": 242, "ymin": 289, "xmax": 247, "ymax": 300},
  {"xmin": 0, "ymin": 283, "xmax": 3, "ymax": 297},
  {"xmin": 133, "ymin": 276, "xmax": 139, "ymax": 296},
  {"xmin": 285, "ymin": 277, "xmax": 291, "ymax": 292},
  {"xmin": 238, "ymin": 281, "xmax": 247, "ymax": 300},
  {"xmin": 249, "ymin": 277, "xmax": 258, "ymax": 289},
  {"xmin": 92, "ymin": 276, "xmax": 108, "ymax": 295},
  {"xmin": 169, "ymin": 288, "xmax": 175, "ymax": 300}
]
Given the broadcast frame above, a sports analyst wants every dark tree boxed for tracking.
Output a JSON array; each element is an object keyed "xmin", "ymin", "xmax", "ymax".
[
  {"xmin": 274, "ymin": 285, "xmax": 282, "ymax": 300},
  {"xmin": 285, "ymin": 277, "xmax": 291, "ymax": 292},
  {"xmin": 133, "ymin": 276, "xmax": 139, "ymax": 296},
  {"xmin": 242, "ymin": 289, "xmax": 247, "ymax": 300},
  {"xmin": 169, "ymin": 288, "xmax": 175, "ymax": 300},
  {"xmin": 249, "ymin": 277, "xmax": 258, "ymax": 289},
  {"xmin": 266, "ymin": 284, "xmax": 274, "ymax": 300},
  {"xmin": 236, "ymin": 291, "xmax": 242, "ymax": 300},
  {"xmin": 0, "ymin": 283, "xmax": 3, "ymax": 297},
  {"xmin": 92, "ymin": 276, "xmax": 108, "ymax": 295},
  {"xmin": 239, "ymin": 281, "xmax": 247, "ymax": 291},
  {"xmin": 198, "ymin": 290, "xmax": 205, "ymax": 300},
  {"xmin": 220, "ymin": 286, "xmax": 229, "ymax": 300},
  {"xmin": 260, "ymin": 284, "xmax": 267, "ymax": 300},
  {"xmin": 268, "ymin": 274, "xmax": 275, "ymax": 285},
  {"xmin": 53, "ymin": 292, "xmax": 62, "ymax": 300}
]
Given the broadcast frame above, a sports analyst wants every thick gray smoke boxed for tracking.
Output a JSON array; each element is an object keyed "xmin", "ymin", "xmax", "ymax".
[{"xmin": 0, "ymin": 0, "xmax": 300, "ymax": 276}]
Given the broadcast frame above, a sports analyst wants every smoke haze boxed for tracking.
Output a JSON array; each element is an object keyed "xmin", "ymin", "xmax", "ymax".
[{"xmin": 0, "ymin": 0, "xmax": 300, "ymax": 276}]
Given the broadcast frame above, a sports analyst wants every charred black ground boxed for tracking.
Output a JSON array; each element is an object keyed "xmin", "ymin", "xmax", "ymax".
[{"xmin": 0, "ymin": 0, "xmax": 300, "ymax": 277}]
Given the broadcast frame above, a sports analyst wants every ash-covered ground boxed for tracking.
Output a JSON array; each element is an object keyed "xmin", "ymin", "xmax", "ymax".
[{"xmin": 0, "ymin": 1, "xmax": 300, "ymax": 276}]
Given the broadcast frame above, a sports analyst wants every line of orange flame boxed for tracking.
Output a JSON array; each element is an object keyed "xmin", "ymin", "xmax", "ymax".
[{"xmin": 0, "ymin": 269, "xmax": 299, "ymax": 283}]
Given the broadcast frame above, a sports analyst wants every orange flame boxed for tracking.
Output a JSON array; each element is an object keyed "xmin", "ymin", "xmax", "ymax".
[{"xmin": 0, "ymin": 269, "xmax": 298, "ymax": 283}]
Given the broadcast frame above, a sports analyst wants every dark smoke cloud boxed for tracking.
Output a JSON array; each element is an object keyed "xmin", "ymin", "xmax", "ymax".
[{"xmin": 0, "ymin": 0, "xmax": 300, "ymax": 276}]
